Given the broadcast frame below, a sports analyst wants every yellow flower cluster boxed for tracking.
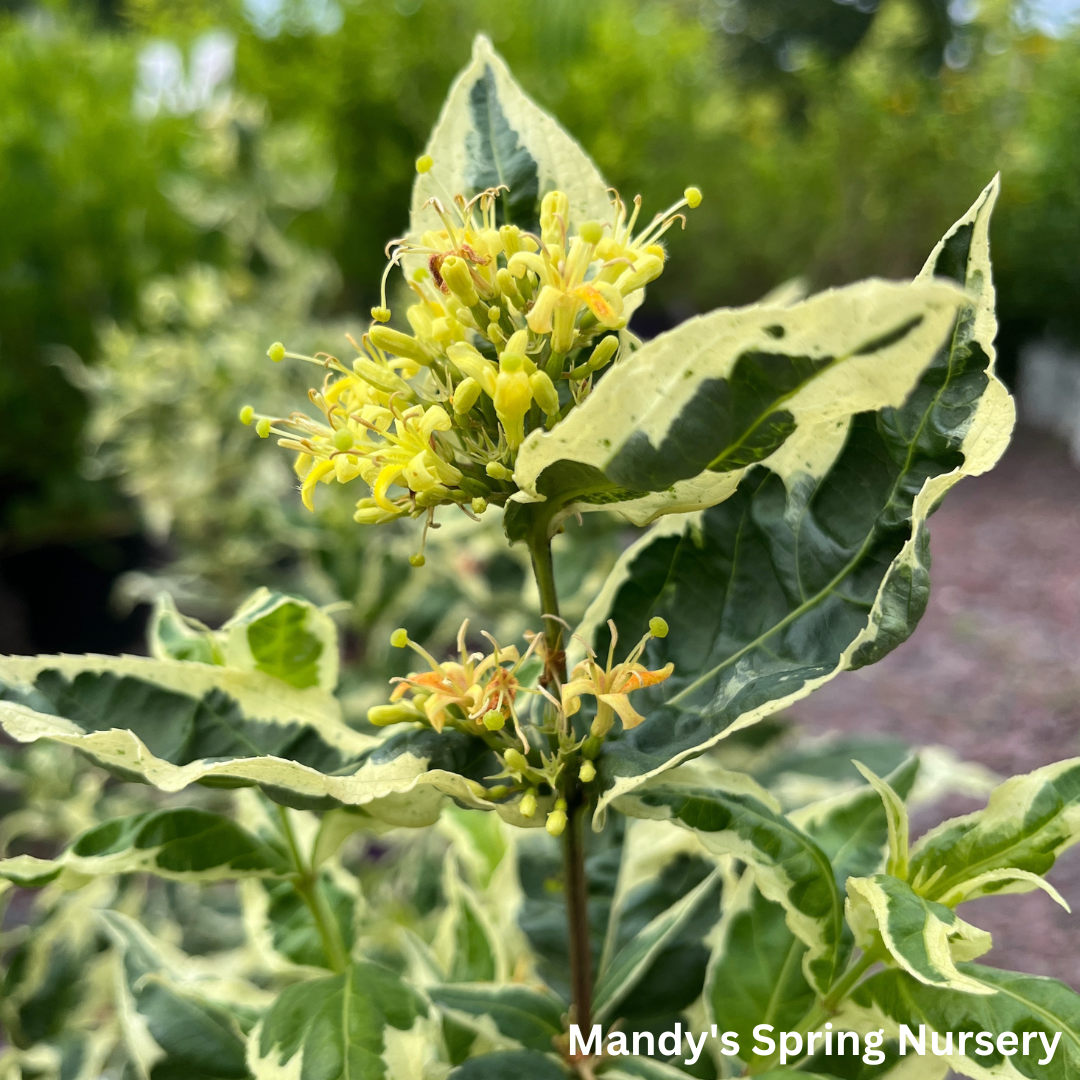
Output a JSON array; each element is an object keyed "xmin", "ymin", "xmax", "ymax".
[{"xmin": 245, "ymin": 171, "xmax": 700, "ymax": 535}]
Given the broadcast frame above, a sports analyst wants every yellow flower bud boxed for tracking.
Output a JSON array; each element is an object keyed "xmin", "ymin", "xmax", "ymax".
[
  {"xmin": 267, "ymin": 342, "xmax": 286, "ymax": 363},
  {"xmin": 649, "ymin": 616, "xmax": 669, "ymax": 638},
  {"xmin": 504, "ymin": 749, "xmax": 530, "ymax": 774},
  {"xmin": 369, "ymin": 326, "xmax": 431, "ymax": 365},
  {"xmin": 486, "ymin": 461, "xmax": 513, "ymax": 481},
  {"xmin": 368, "ymin": 704, "xmax": 420, "ymax": 726},
  {"xmin": 487, "ymin": 304, "xmax": 502, "ymax": 323},
  {"xmin": 441, "ymin": 255, "xmax": 479, "ymax": 307},
  {"xmin": 499, "ymin": 224, "xmax": 523, "ymax": 256},
  {"xmin": 390, "ymin": 628, "xmax": 409, "ymax": 648},
  {"xmin": 416, "ymin": 154, "xmax": 434, "ymax": 173},
  {"xmin": 618, "ymin": 253, "xmax": 664, "ymax": 296},
  {"xmin": 471, "ymin": 496, "xmax": 487, "ymax": 514},
  {"xmin": 447, "ymin": 343, "xmax": 498, "ymax": 397},
  {"xmin": 370, "ymin": 306, "xmax": 391, "ymax": 323},
  {"xmin": 520, "ymin": 790, "xmax": 537, "ymax": 818},
  {"xmin": 540, "ymin": 190, "xmax": 569, "ymax": 247},
  {"xmin": 453, "ymin": 376, "xmax": 482, "ymax": 415},
  {"xmin": 256, "ymin": 419, "xmax": 271, "ymax": 438},
  {"xmin": 239, "ymin": 405, "xmax": 255, "ymax": 425},
  {"xmin": 494, "ymin": 368, "xmax": 532, "ymax": 449},
  {"xmin": 496, "ymin": 267, "xmax": 522, "ymax": 303},
  {"xmin": 579, "ymin": 759, "xmax": 596, "ymax": 783},
  {"xmin": 546, "ymin": 804, "xmax": 567, "ymax": 837},
  {"xmin": 684, "ymin": 186, "xmax": 703, "ymax": 209},
  {"xmin": 529, "ymin": 370, "xmax": 560, "ymax": 417}
]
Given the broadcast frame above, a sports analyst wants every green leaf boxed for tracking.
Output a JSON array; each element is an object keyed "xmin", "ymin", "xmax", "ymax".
[
  {"xmin": 0, "ymin": 808, "xmax": 289, "ymax": 887},
  {"xmin": 251, "ymin": 961, "xmax": 426, "ymax": 1080},
  {"xmin": 410, "ymin": 35, "xmax": 610, "ymax": 257},
  {"xmin": 601, "ymin": 1059, "xmax": 724, "ymax": 1080},
  {"xmin": 103, "ymin": 912, "xmax": 255, "ymax": 1080},
  {"xmin": 0, "ymin": 655, "xmax": 499, "ymax": 820},
  {"xmin": 850, "ymin": 963, "xmax": 1080, "ymax": 1078},
  {"xmin": 259, "ymin": 875, "xmax": 356, "ymax": 969},
  {"xmin": 852, "ymin": 762, "xmax": 911, "ymax": 880},
  {"xmin": 220, "ymin": 588, "xmax": 339, "ymax": 692},
  {"xmin": 706, "ymin": 878, "xmax": 815, "ymax": 1070},
  {"xmin": 448, "ymin": 1050, "xmax": 570, "ymax": 1079},
  {"xmin": 792, "ymin": 758, "xmax": 920, "ymax": 885},
  {"xmin": 619, "ymin": 776, "xmax": 843, "ymax": 994},
  {"xmin": 428, "ymin": 984, "xmax": 564, "ymax": 1053},
  {"xmin": 150, "ymin": 594, "xmax": 222, "ymax": 666},
  {"xmin": 908, "ymin": 756, "xmax": 1080, "ymax": 906},
  {"xmin": 579, "ymin": 181, "xmax": 1013, "ymax": 817},
  {"xmin": 845, "ymin": 875, "xmax": 992, "ymax": 994},
  {"xmin": 593, "ymin": 865, "xmax": 721, "ymax": 1022},
  {"xmin": 511, "ymin": 278, "xmax": 967, "ymax": 533}
]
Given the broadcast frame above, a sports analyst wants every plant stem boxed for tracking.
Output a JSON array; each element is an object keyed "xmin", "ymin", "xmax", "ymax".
[
  {"xmin": 277, "ymin": 805, "xmax": 348, "ymax": 974},
  {"xmin": 527, "ymin": 529, "xmax": 592, "ymax": 1031}
]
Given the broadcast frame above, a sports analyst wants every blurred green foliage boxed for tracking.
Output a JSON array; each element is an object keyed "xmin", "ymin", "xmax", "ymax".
[{"xmin": 3, "ymin": 0, "xmax": 1080, "ymax": 648}]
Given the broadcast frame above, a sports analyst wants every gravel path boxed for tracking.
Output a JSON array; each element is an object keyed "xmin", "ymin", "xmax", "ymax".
[{"xmin": 790, "ymin": 426, "xmax": 1080, "ymax": 989}]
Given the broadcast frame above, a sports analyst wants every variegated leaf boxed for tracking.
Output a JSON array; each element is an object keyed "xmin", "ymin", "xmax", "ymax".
[
  {"xmin": 849, "ymin": 965, "xmax": 1080, "ymax": 1079},
  {"xmin": 411, "ymin": 36, "xmax": 610, "ymax": 250},
  {"xmin": 427, "ymin": 983, "xmax": 564, "ymax": 1053},
  {"xmin": 576, "ymin": 180, "xmax": 1012, "ymax": 816},
  {"xmin": 706, "ymin": 875, "xmax": 815, "ymax": 1071},
  {"xmin": 103, "ymin": 911, "xmax": 264, "ymax": 1080},
  {"xmin": 0, "ymin": 808, "xmax": 288, "ymax": 888},
  {"xmin": 248, "ymin": 961, "xmax": 427, "ymax": 1080},
  {"xmin": 509, "ymin": 278, "xmax": 967, "ymax": 536},
  {"xmin": 909, "ymin": 756, "xmax": 1080, "ymax": 906},
  {"xmin": 617, "ymin": 777, "xmax": 843, "ymax": 994},
  {"xmin": 592, "ymin": 864, "xmax": 721, "ymax": 1022},
  {"xmin": 845, "ymin": 875, "xmax": 992, "ymax": 995},
  {"xmin": 0, "ymin": 653, "xmax": 498, "ymax": 821},
  {"xmin": 434, "ymin": 857, "xmax": 505, "ymax": 983}
]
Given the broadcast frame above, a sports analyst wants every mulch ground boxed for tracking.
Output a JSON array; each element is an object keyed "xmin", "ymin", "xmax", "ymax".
[{"xmin": 790, "ymin": 425, "xmax": 1080, "ymax": 989}]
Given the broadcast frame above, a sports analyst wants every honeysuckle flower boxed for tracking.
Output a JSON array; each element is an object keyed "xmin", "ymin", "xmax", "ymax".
[
  {"xmin": 563, "ymin": 617, "xmax": 674, "ymax": 736},
  {"xmin": 378, "ymin": 621, "xmax": 541, "ymax": 747}
]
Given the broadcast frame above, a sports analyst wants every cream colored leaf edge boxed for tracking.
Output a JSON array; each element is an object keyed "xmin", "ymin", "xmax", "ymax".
[
  {"xmin": 409, "ymin": 34, "xmax": 611, "ymax": 250},
  {"xmin": 0, "ymin": 652, "xmax": 358, "ymax": 749},
  {"xmin": 617, "ymin": 782, "xmax": 838, "ymax": 995},
  {"xmin": 512, "ymin": 278, "xmax": 968, "ymax": 526},
  {"xmin": 588, "ymin": 327, "xmax": 1014, "ymax": 820},
  {"xmin": 845, "ymin": 877, "xmax": 993, "ymax": 996}
]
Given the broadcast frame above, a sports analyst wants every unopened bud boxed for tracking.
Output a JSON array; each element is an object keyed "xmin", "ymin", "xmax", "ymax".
[
  {"xmin": 239, "ymin": 405, "xmax": 255, "ymax": 425},
  {"xmin": 504, "ymin": 749, "xmax": 530, "ymax": 774},
  {"xmin": 471, "ymin": 496, "xmax": 487, "ymax": 514},
  {"xmin": 546, "ymin": 798, "xmax": 569, "ymax": 837},
  {"xmin": 649, "ymin": 616, "xmax": 669, "ymax": 638},
  {"xmin": 499, "ymin": 224, "xmax": 523, "ymax": 256},
  {"xmin": 453, "ymin": 377, "xmax": 482, "ymax": 415},
  {"xmin": 447, "ymin": 342, "xmax": 498, "ymax": 397},
  {"xmin": 368, "ymin": 704, "xmax": 420, "ymax": 726},
  {"xmin": 390, "ymin": 628, "xmax": 409, "ymax": 648},
  {"xmin": 441, "ymin": 255, "xmax": 479, "ymax": 307},
  {"xmin": 568, "ymin": 335, "xmax": 619, "ymax": 381},
  {"xmin": 496, "ymin": 267, "xmax": 522, "ymax": 302},
  {"xmin": 579, "ymin": 759, "xmax": 596, "ymax": 783},
  {"xmin": 520, "ymin": 790, "xmax": 537, "ymax": 818},
  {"xmin": 529, "ymin": 370, "xmax": 560, "ymax": 417},
  {"xmin": 486, "ymin": 461, "xmax": 513, "ymax": 481},
  {"xmin": 487, "ymin": 304, "xmax": 502, "ymax": 323},
  {"xmin": 540, "ymin": 190, "xmax": 569, "ymax": 247},
  {"xmin": 618, "ymin": 254, "xmax": 664, "ymax": 296},
  {"xmin": 369, "ymin": 326, "xmax": 431, "ymax": 365},
  {"xmin": 485, "ymin": 785, "xmax": 510, "ymax": 800}
]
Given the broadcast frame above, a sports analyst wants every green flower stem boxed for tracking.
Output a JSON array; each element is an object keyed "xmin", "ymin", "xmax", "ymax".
[
  {"xmin": 277, "ymin": 805, "xmax": 348, "ymax": 974},
  {"xmin": 527, "ymin": 529, "xmax": 592, "ymax": 1032}
]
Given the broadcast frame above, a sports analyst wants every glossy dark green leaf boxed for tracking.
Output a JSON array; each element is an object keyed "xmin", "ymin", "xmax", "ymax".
[
  {"xmin": 448, "ymin": 1049, "xmax": 569, "ymax": 1079},
  {"xmin": 428, "ymin": 983, "xmax": 564, "ymax": 1053}
]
